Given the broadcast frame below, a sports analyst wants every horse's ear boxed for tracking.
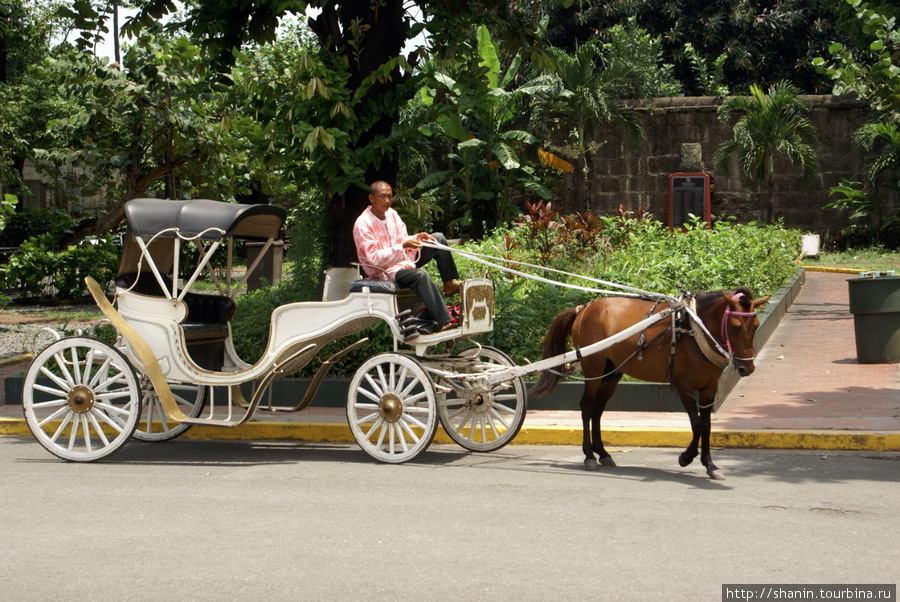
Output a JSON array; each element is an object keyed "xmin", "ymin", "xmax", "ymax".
[{"xmin": 751, "ymin": 295, "xmax": 771, "ymax": 309}]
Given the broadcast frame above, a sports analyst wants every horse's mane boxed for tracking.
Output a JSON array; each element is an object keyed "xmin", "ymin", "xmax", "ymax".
[{"xmin": 693, "ymin": 286, "xmax": 754, "ymax": 312}]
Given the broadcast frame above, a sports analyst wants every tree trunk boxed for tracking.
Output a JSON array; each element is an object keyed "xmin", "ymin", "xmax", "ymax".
[{"xmin": 319, "ymin": 0, "xmax": 408, "ymax": 267}]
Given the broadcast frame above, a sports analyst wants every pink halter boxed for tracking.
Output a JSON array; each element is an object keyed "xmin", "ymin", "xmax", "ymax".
[{"xmin": 721, "ymin": 292, "xmax": 759, "ymax": 358}]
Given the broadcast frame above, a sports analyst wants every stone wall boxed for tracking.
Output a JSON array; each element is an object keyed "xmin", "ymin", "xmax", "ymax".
[{"xmin": 570, "ymin": 95, "xmax": 881, "ymax": 236}]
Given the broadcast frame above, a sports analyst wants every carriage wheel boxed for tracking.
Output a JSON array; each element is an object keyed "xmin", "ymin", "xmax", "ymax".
[
  {"xmin": 436, "ymin": 346, "xmax": 527, "ymax": 452},
  {"xmin": 347, "ymin": 353, "xmax": 438, "ymax": 463},
  {"xmin": 132, "ymin": 381, "xmax": 207, "ymax": 442},
  {"xmin": 22, "ymin": 337, "xmax": 141, "ymax": 462}
]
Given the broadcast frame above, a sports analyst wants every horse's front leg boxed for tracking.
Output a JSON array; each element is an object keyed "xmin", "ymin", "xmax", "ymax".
[
  {"xmin": 678, "ymin": 392, "xmax": 702, "ymax": 468},
  {"xmin": 699, "ymin": 403, "xmax": 724, "ymax": 480}
]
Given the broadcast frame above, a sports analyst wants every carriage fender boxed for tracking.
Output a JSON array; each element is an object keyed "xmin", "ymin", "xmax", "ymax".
[{"xmin": 85, "ymin": 276, "xmax": 191, "ymax": 422}]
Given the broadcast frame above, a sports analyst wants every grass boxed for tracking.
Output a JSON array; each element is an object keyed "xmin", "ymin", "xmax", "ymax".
[{"xmin": 801, "ymin": 247, "xmax": 900, "ymax": 273}]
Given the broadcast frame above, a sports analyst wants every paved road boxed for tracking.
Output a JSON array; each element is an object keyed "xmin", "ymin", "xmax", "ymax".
[{"xmin": 2, "ymin": 437, "xmax": 897, "ymax": 601}]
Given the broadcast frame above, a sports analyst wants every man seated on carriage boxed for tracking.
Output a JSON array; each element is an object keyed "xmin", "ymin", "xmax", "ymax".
[{"xmin": 352, "ymin": 180, "xmax": 461, "ymax": 333}]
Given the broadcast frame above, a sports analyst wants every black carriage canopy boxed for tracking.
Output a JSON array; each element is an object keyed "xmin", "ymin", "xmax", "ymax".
[{"xmin": 118, "ymin": 198, "xmax": 287, "ymax": 277}]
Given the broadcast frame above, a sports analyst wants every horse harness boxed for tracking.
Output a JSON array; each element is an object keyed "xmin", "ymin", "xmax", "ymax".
[{"xmin": 560, "ymin": 293, "xmax": 756, "ymax": 382}]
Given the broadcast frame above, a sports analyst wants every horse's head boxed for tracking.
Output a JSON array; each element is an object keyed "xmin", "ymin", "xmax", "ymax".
[{"xmin": 720, "ymin": 287, "xmax": 770, "ymax": 376}]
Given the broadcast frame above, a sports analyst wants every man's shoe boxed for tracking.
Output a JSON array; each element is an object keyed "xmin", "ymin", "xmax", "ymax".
[{"xmin": 443, "ymin": 280, "xmax": 461, "ymax": 296}]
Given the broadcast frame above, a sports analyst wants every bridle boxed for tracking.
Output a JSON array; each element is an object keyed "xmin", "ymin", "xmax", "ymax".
[{"xmin": 720, "ymin": 292, "xmax": 759, "ymax": 361}]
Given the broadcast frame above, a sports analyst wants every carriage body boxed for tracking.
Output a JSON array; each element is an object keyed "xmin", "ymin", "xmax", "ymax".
[{"xmin": 22, "ymin": 198, "xmax": 528, "ymax": 464}]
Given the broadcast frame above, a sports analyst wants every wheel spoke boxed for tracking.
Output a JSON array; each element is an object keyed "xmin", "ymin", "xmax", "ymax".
[
  {"xmin": 87, "ymin": 411, "xmax": 112, "ymax": 446},
  {"xmin": 40, "ymin": 363, "xmax": 72, "ymax": 391},
  {"xmin": 356, "ymin": 383, "xmax": 382, "ymax": 404},
  {"xmin": 91, "ymin": 407, "xmax": 126, "ymax": 435},
  {"xmin": 133, "ymin": 383, "xmax": 204, "ymax": 442},
  {"xmin": 50, "ymin": 412, "xmax": 74, "ymax": 443}
]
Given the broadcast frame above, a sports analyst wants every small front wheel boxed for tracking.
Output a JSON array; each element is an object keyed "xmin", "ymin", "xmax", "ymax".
[
  {"xmin": 436, "ymin": 346, "xmax": 527, "ymax": 452},
  {"xmin": 23, "ymin": 337, "xmax": 141, "ymax": 461},
  {"xmin": 347, "ymin": 353, "xmax": 438, "ymax": 463}
]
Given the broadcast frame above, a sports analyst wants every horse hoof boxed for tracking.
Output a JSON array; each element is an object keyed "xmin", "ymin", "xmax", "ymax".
[
  {"xmin": 708, "ymin": 468, "xmax": 725, "ymax": 480},
  {"xmin": 599, "ymin": 455, "xmax": 617, "ymax": 467},
  {"xmin": 678, "ymin": 453, "xmax": 693, "ymax": 467},
  {"xmin": 584, "ymin": 458, "xmax": 599, "ymax": 471}
]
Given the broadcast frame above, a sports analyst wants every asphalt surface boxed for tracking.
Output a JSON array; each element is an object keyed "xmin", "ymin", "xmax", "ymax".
[{"xmin": 1, "ymin": 438, "xmax": 897, "ymax": 601}]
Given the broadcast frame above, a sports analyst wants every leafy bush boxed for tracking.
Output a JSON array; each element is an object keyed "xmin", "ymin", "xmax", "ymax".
[
  {"xmin": 230, "ymin": 207, "xmax": 801, "ymax": 377},
  {"xmin": 0, "ymin": 234, "xmax": 118, "ymax": 301},
  {"xmin": 442, "ymin": 208, "xmax": 801, "ymax": 367},
  {"xmin": 0, "ymin": 208, "xmax": 76, "ymax": 248}
]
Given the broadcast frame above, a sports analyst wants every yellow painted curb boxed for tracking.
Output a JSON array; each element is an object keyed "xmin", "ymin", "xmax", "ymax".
[
  {"xmin": 802, "ymin": 266, "xmax": 868, "ymax": 274},
  {"xmin": 0, "ymin": 417, "xmax": 28, "ymax": 437},
  {"xmin": 0, "ymin": 354, "xmax": 31, "ymax": 368},
  {"xmin": 4, "ymin": 417, "xmax": 898, "ymax": 451}
]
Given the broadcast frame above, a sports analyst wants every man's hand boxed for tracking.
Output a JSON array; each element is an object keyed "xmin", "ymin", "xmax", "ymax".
[{"xmin": 403, "ymin": 232, "xmax": 436, "ymax": 249}]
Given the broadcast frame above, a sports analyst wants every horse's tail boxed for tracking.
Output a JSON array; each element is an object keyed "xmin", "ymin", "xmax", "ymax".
[{"xmin": 529, "ymin": 306, "xmax": 579, "ymax": 397}]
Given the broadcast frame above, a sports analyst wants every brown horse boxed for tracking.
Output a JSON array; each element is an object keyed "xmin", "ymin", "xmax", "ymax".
[{"xmin": 530, "ymin": 287, "xmax": 769, "ymax": 479}]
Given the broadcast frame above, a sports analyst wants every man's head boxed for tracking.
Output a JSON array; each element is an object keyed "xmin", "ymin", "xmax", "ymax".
[{"xmin": 368, "ymin": 181, "xmax": 393, "ymax": 219}]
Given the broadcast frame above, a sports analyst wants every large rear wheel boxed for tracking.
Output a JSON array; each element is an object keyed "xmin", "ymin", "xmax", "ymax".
[
  {"xmin": 347, "ymin": 353, "xmax": 438, "ymax": 463},
  {"xmin": 132, "ymin": 381, "xmax": 206, "ymax": 442},
  {"xmin": 23, "ymin": 337, "xmax": 141, "ymax": 461}
]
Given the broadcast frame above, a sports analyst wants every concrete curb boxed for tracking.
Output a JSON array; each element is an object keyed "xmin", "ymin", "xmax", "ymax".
[{"xmin": 3, "ymin": 418, "xmax": 897, "ymax": 452}]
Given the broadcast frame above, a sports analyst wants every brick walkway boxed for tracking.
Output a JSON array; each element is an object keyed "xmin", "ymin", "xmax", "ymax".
[{"xmin": 716, "ymin": 271, "xmax": 900, "ymax": 432}]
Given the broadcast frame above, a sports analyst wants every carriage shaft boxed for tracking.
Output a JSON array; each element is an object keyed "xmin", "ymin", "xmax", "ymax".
[{"xmin": 479, "ymin": 307, "xmax": 676, "ymax": 387}]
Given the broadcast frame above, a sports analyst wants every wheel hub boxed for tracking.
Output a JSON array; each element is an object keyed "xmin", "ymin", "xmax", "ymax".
[
  {"xmin": 464, "ymin": 387, "xmax": 493, "ymax": 414},
  {"xmin": 378, "ymin": 394, "xmax": 404, "ymax": 423},
  {"xmin": 67, "ymin": 386, "xmax": 95, "ymax": 414}
]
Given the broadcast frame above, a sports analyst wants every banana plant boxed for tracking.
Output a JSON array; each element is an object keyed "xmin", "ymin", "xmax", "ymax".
[{"xmin": 415, "ymin": 26, "xmax": 553, "ymax": 237}]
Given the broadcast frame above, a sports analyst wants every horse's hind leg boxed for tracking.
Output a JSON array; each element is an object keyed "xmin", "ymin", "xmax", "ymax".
[{"xmin": 581, "ymin": 372, "xmax": 620, "ymax": 471}]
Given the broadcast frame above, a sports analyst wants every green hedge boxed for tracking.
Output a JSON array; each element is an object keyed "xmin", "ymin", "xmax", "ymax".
[{"xmin": 230, "ymin": 213, "xmax": 801, "ymax": 377}]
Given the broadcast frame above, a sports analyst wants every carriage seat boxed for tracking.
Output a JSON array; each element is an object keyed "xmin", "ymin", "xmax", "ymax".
[
  {"xmin": 115, "ymin": 273, "xmax": 236, "ymax": 335},
  {"xmin": 348, "ymin": 279, "xmax": 402, "ymax": 294}
]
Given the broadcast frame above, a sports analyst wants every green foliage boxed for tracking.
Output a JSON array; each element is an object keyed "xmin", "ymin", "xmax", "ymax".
[
  {"xmin": 0, "ymin": 233, "xmax": 118, "ymax": 300},
  {"xmin": 436, "ymin": 209, "xmax": 801, "ymax": 367},
  {"xmin": 414, "ymin": 26, "xmax": 553, "ymax": 237},
  {"xmin": 601, "ymin": 17, "xmax": 682, "ymax": 98},
  {"xmin": 825, "ymin": 118, "xmax": 900, "ymax": 239},
  {"xmin": 683, "ymin": 42, "xmax": 728, "ymax": 97},
  {"xmin": 826, "ymin": 179, "xmax": 881, "ymax": 222},
  {"xmin": 547, "ymin": 0, "xmax": 851, "ymax": 95},
  {"xmin": 714, "ymin": 81, "xmax": 819, "ymax": 189},
  {"xmin": 0, "ymin": 194, "xmax": 18, "ymax": 236},
  {"xmin": 814, "ymin": 0, "xmax": 900, "ymax": 116},
  {"xmin": 524, "ymin": 36, "xmax": 647, "ymax": 212},
  {"xmin": 0, "ymin": 207, "xmax": 76, "ymax": 247},
  {"xmin": 283, "ymin": 186, "xmax": 332, "ymax": 302},
  {"xmin": 34, "ymin": 27, "xmax": 259, "ymax": 238}
]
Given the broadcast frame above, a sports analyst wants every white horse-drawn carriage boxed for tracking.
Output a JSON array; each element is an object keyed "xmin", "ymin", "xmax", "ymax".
[{"xmin": 22, "ymin": 198, "xmax": 528, "ymax": 463}]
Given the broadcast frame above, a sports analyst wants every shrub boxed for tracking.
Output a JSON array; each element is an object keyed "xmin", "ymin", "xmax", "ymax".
[
  {"xmin": 229, "ymin": 206, "xmax": 802, "ymax": 377},
  {"xmin": 0, "ymin": 234, "xmax": 119, "ymax": 301},
  {"xmin": 0, "ymin": 208, "xmax": 77, "ymax": 248},
  {"xmin": 444, "ymin": 208, "xmax": 801, "ymax": 368}
]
